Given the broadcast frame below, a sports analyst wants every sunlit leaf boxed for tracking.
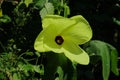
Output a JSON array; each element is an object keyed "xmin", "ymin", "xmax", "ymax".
[
  {"xmin": 40, "ymin": 2, "xmax": 54, "ymax": 18},
  {"xmin": 24, "ymin": 0, "xmax": 33, "ymax": 7},
  {"xmin": 40, "ymin": 8, "xmax": 48, "ymax": 19}
]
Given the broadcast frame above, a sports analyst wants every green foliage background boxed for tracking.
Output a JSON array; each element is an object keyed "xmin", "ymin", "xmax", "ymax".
[{"xmin": 0, "ymin": 0, "xmax": 120, "ymax": 80}]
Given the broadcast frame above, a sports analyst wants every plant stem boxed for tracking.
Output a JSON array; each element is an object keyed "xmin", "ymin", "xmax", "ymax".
[{"xmin": 0, "ymin": 41, "xmax": 6, "ymax": 52}]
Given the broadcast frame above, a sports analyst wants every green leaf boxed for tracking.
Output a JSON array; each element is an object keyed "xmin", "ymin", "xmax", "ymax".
[
  {"xmin": 40, "ymin": 2, "xmax": 54, "ymax": 18},
  {"xmin": 84, "ymin": 40, "xmax": 110, "ymax": 80},
  {"xmin": 33, "ymin": 65, "xmax": 44, "ymax": 75},
  {"xmin": 0, "ymin": 72, "xmax": 5, "ymax": 79},
  {"xmin": 107, "ymin": 44, "xmax": 119, "ymax": 76},
  {"xmin": 34, "ymin": 0, "xmax": 46, "ymax": 9},
  {"xmin": 40, "ymin": 8, "xmax": 47, "ymax": 19},
  {"xmin": 23, "ymin": 64, "xmax": 34, "ymax": 71},
  {"xmin": 24, "ymin": 0, "xmax": 33, "ymax": 7},
  {"xmin": 113, "ymin": 17, "xmax": 120, "ymax": 26},
  {"xmin": 25, "ymin": 51, "xmax": 34, "ymax": 56},
  {"xmin": 64, "ymin": 4, "xmax": 70, "ymax": 17},
  {"xmin": 0, "ymin": 15, "xmax": 11, "ymax": 23},
  {"xmin": 43, "ymin": 52, "xmax": 75, "ymax": 80},
  {"xmin": 18, "ymin": 64, "xmax": 34, "ymax": 72},
  {"xmin": 84, "ymin": 40, "xmax": 119, "ymax": 78},
  {"xmin": 55, "ymin": 66, "xmax": 64, "ymax": 80},
  {"xmin": 35, "ymin": 52, "xmax": 41, "ymax": 57},
  {"xmin": 55, "ymin": 77, "xmax": 60, "ymax": 80},
  {"xmin": 13, "ymin": 73, "xmax": 21, "ymax": 80}
]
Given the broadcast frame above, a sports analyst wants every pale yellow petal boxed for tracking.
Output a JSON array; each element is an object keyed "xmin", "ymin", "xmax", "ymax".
[
  {"xmin": 70, "ymin": 15, "xmax": 89, "ymax": 25},
  {"xmin": 42, "ymin": 15, "xmax": 76, "ymax": 29},
  {"xmin": 34, "ymin": 30, "xmax": 50, "ymax": 52},
  {"xmin": 63, "ymin": 44, "xmax": 90, "ymax": 65},
  {"xmin": 61, "ymin": 15, "xmax": 92, "ymax": 45},
  {"xmin": 61, "ymin": 39, "xmax": 89, "ymax": 64},
  {"xmin": 64, "ymin": 50, "xmax": 90, "ymax": 65},
  {"xmin": 43, "ymin": 24, "xmax": 63, "ymax": 53}
]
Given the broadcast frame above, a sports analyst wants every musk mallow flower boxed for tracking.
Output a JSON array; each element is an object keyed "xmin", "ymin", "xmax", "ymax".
[{"xmin": 34, "ymin": 15, "xmax": 92, "ymax": 65}]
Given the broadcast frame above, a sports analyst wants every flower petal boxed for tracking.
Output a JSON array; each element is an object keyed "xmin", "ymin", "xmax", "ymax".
[
  {"xmin": 62, "ymin": 40, "xmax": 83, "ymax": 54},
  {"xmin": 35, "ymin": 15, "xmax": 76, "ymax": 53},
  {"xmin": 70, "ymin": 15, "xmax": 89, "ymax": 25},
  {"xmin": 43, "ymin": 24, "xmax": 63, "ymax": 53},
  {"xmin": 42, "ymin": 15, "xmax": 63, "ymax": 29},
  {"xmin": 62, "ymin": 41, "xmax": 89, "ymax": 64},
  {"xmin": 61, "ymin": 15, "xmax": 92, "ymax": 45},
  {"xmin": 64, "ymin": 49, "xmax": 89, "ymax": 65},
  {"xmin": 42, "ymin": 15, "xmax": 76, "ymax": 30},
  {"xmin": 34, "ymin": 30, "xmax": 50, "ymax": 52}
]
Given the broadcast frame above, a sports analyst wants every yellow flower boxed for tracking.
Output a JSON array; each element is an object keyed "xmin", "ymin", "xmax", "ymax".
[{"xmin": 34, "ymin": 15, "xmax": 92, "ymax": 65}]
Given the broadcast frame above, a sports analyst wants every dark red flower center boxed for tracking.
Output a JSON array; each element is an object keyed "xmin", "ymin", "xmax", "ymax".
[{"xmin": 55, "ymin": 36, "xmax": 64, "ymax": 45}]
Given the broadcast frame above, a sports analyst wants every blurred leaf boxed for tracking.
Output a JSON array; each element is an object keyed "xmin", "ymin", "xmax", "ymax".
[
  {"xmin": 0, "ymin": 8, "xmax": 2, "ymax": 17},
  {"xmin": 49, "ymin": 0, "xmax": 61, "ymax": 6},
  {"xmin": 0, "ymin": 15, "xmax": 11, "ymax": 23},
  {"xmin": 35, "ymin": 52, "xmax": 41, "ymax": 57},
  {"xmin": 40, "ymin": 2, "xmax": 54, "ymax": 18},
  {"xmin": 25, "ymin": 51, "xmax": 34, "ymax": 56},
  {"xmin": 18, "ymin": 63, "xmax": 33, "ymax": 72},
  {"xmin": 55, "ymin": 77, "xmax": 60, "ymax": 80},
  {"xmin": 0, "ymin": 72, "xmax": 4, "ymax": 79},
  {"xmin": 33, "ymin": 64, "xmax": 44, "ymax": 75},
  {"xmin": 13, "ymin": 73, "xmax": 21, "ymax": 80},
  {"xmin": 22, "ymin": 64, "xmax": 34, "ymax": 72},
  {"xmin": 34, "ymin": 0, "xmax": 46, "ymax": 9},
  {"xmin": 39, "ymin": 8, "xmax": 47, "ymax": 18},
  {"xmin": 64, "ymin": 4, "xmax": 70, "ymax": 17},
  {"xmin": 55, "ymin": 66, "xmax": 64, "ymax": 80},
  {"xmin": 113, "ymin": 17, "xmax": 120, "ymax": 26},
  {"xmin": 24, "ymin": 0, "xmax": 33, "ymax": 7}
]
